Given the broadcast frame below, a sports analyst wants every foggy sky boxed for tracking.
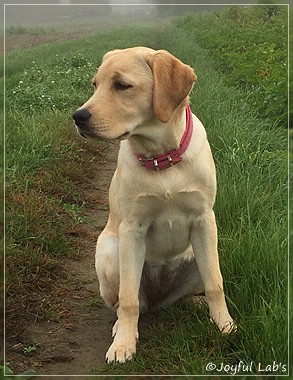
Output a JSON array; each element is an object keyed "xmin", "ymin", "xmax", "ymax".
[{"xmin": 2, "ymin": 1, "xmax": 258, "ymax": 28}]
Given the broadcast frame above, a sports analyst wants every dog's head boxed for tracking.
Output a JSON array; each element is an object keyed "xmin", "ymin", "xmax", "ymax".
[{"xmin": 73, "ymin": 47, "xmax": 196, "ymax": 140}]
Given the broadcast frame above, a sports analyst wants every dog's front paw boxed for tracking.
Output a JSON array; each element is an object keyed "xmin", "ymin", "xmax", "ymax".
[
  {"xmin": 112, "ymin": 320, "xmax": 119, "ymax": 337},
  {"xmin": 212, "ymin": 313, "xmax": 237, "ymax": 334},
  {"xmin": 220, "ymin": 320, "xmax": 237, "ymax": 334},
  {"xmin": 106, "ymin": 338, "xmax": 136, "ymax": 363}
]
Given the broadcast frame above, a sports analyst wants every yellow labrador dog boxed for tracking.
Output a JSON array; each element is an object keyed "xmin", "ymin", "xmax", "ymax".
[{"xmin": 73, "ymin": 47, "xmax": 235, "ymax": 363}]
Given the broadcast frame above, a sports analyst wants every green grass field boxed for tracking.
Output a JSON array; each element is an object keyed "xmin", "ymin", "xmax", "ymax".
[{"xmin": 5, "ymin": 5, "xmax": 288, "ymax": 376}]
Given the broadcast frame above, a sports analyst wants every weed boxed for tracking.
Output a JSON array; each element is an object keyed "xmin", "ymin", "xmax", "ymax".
[
  {"xmin": 1, "ymin": 365, "xmax": 13, "ymax": 375},
  {"xmin": 44, "ymin": 308, "xmax": 60, "ymax": 322},
  {"xmin": 63, "ymin": 202, "xmax": 85, "ymax": 224},
  {"xmin": 22, "ymin": 345, "xmax": 37, "ymax": 354},
  {"xmin": 87, "ymin": 297, "xmax": 104, "ymax": 308}
]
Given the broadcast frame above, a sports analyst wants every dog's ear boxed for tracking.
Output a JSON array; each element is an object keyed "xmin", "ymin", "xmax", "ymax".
[{"xmin": 146, "ymin": 50, "xmax": 196, "ymax": 123}]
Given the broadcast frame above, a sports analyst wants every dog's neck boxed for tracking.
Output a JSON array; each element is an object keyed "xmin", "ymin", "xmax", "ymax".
[{"xmin": 127, "ymin": 105, "xmax": 187, "ymax": 158}]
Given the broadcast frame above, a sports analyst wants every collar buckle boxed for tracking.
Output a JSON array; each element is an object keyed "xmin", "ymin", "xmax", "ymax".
[
  {"xmin": 134, "ymin": 105, "xmax": 193, "ymax": 171},
  {"xmin": 167, "ymin": 155, "xmax": 173, "ymax": 167}
]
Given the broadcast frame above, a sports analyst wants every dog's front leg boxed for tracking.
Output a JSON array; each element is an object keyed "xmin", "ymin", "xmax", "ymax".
[
  {"xmin": 106, "ymin": 222, "xmax": 146, "ymax": 363},
  {"xmin": 191, "ymin": 210, "xmax": 235, "ymax": 333}
]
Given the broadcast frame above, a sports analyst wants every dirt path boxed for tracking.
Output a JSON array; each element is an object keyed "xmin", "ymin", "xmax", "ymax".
[{"xmin": 6, "ymin": 142, "xmax": 121, "ymax": 376}]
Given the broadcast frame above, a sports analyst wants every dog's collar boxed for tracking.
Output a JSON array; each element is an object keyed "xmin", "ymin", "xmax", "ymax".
[{"xmin": 134, "ymin": 105, "xmax": 193, "ymax": 171}]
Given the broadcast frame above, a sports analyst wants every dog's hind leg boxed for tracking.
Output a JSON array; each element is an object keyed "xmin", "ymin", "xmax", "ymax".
[
  {"xmin": 95, "ymin": 230, "xmax": 119, "ymax": 309},
  {"xmin": 140, "ymin": 249, "xmax": 205, "ymax": 312}
]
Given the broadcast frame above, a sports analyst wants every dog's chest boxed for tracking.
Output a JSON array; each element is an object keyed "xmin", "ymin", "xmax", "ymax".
[
  {"xmin": 135, "ymin": 189, "xmax": 205, "ymax": 259},
  {"xmin": 136, "ymin": 186, "xmax": 206, "ymax": 216}
]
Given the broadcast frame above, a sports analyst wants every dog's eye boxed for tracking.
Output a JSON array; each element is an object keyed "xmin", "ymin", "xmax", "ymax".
[
  {"xmin": 114, "ymin": 81, "xmax": 133, "ymax": 91},
  {"xmin": 92, "ymin": 81, "xmax": 97, "ymax": 88}
]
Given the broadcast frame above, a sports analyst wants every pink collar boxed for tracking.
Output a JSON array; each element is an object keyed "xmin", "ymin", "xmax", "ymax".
[{"xmin": 134, "ymin": 105, "xmax": 193, "ymax": 171}]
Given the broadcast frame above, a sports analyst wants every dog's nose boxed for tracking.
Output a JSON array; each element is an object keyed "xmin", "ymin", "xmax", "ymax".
[{"xmin": 73, "ymin": 108, "xmax": 91, "ymax": 126}]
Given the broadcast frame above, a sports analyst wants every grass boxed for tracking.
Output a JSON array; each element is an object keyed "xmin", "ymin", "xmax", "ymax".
[
  {"xmin": 5, "ymin": 7, "xmax": 288, "ymax": 376},
  {"xmin": 175, "ymin": 4, "xmax": 288, "ymax": 127}
]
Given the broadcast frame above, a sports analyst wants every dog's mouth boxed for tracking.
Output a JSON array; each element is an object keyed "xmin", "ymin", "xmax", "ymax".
[
  {"xmin": 75, "ymin": 124, "xmax": 130, "ymax": 141},
  {"xmin": 75, "ymin": 125, "xmax": 96, "ymax": 139},
  {"xmin": 117, "ymin": 132, "xmax": 130, "ymax": 140}
]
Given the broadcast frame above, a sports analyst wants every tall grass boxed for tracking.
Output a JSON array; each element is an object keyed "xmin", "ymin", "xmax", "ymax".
[
  {"xmin": 175, "ymin": 5, "xmax": 288, "ymax": 127},
  {"xmin": 5, "ymin": 18, "xmax": 288, "ymax": 375}
]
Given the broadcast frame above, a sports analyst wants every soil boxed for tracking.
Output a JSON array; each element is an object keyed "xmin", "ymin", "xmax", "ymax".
[
  {"xmin": 5, "ymin": 141, "xmax": 122, "ymax": 376},
  {"xmin": 2, "ymin": 27, "xmax": 101, "ymax": 55}
]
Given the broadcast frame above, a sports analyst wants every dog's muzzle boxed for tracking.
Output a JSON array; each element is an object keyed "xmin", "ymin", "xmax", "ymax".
[
  {"xmin": 73, "ymin": 108, "xmax": 91, "ymax": 126},
  {"xmin": 73, "ymin": 108, "xmax": 92, "ymax": 138}
]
